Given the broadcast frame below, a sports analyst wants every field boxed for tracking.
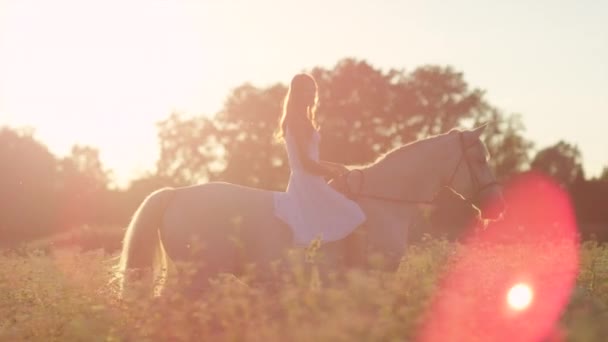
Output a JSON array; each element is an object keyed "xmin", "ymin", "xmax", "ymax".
[{"xmin": 1, "ymin": 228, "xmax": 608, "ymax": 342}]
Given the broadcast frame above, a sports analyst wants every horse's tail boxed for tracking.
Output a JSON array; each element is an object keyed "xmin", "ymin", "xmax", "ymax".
[{"xmin": 115, "ymin": 187, "xmax": 175, "ymax": 297}]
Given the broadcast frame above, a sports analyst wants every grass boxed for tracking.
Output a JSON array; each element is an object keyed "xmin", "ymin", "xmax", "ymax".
[{"xmin": 1, "ymin": 233, "xmax": 608, "ymax": 341}]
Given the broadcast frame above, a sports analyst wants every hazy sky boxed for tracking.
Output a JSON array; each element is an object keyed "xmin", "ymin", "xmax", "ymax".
[{"xmin": 1, "ymin": 0, "xmax": 606, "ymax": 187}]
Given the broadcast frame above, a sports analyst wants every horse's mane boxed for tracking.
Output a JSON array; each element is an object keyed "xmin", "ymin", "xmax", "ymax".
[{"xmin": 352, "ymin": 129, "xmax": 461, "ymax": 170}]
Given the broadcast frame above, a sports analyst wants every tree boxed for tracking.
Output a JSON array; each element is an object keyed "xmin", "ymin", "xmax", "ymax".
[
  {"xmin": 155, "ymin": 58, "xmax": 532, "ymax": 191},
  {"xmin": 156, "ymin": 113, "xmax": 225, "ymax": 186},
  {"xmin": 531, "ymin": 141, "xmax": 584, "ymax": 187},
  {"xmin": 310, "ymin": 60, "xmax": 489, "ymax": 165},
  {"xmin": 59, "ymin": 146, "xmax": 109, "ymax": 189},
  {"xmin": 157, "ymin": 86, "xmax": 290, "ymax": 189},
  {"xmin": 477, "ymin": 111, "xmax": 534, "ymax": 180},
  {"xmin": 212, "ymin": 84, "xmax": 289, "ymax": 189},
  {"xmin": 56, "ymin": 146, "xmax": 110, "ymax": 228},
  {"xmin": 0, "ymin": 127, "xmax": 59, "ymax": 243},
  {"xmin": 600, "ymin": 167, "xmax": 608, "ymax": 181}
]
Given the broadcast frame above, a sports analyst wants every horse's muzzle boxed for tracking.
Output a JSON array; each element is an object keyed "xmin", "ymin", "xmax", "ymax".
[{"xmin": 476, "ymin": 188, "xmax": 506, "ymax": 220}]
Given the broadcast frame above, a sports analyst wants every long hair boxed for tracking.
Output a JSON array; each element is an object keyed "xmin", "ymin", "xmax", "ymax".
[{"xmin": 275, "ymin": 73, "xmax": 319, "ymax": 144}]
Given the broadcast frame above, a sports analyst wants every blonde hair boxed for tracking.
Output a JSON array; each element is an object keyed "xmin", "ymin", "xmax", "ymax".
[{"xmin": 275, "ymin": 73, "xmax": 319, "ymax": 144}]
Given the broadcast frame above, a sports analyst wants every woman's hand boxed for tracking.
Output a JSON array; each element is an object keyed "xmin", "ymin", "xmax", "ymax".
[
  {"xmin": 332, "ymin": 164, "xmax": 350, "ymax": 176},
  {"xmin": 321, "ymin": 161, "xmax": 349, "ymax": 179}
]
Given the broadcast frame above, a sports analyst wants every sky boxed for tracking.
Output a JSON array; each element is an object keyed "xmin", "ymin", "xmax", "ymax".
[{"xmin": 0, "ymin": 0, "xmax": 606, "ymax": 187}]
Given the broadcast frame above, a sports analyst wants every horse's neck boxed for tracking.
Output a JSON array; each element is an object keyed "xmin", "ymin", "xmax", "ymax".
[{"xmin": 364, "ymin": 136, "xmax": 454, "ymax": 203}]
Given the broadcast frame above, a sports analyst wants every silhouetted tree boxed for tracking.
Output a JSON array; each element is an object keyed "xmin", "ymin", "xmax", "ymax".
[
  {"xmin": 156, "ymin": 113, "xmax": 222, "ymax": 186},
  {"xmin": 56, "ymin": 146, "xmax": 110, "ymax": 228},
  {"xmin": 157, "ymin": 86, "xmax": 290, "ymax": 190},
  {"xmin": 4, "ymin": 57, "xmax": 608, "ymax": 245},
  {"xmin": 0, "ymin": 127, "xmax": 59, "ymax": 244},
  {"xmin": 571, "ymin": 177, "xmax": 608, "ymax": 240},
  {"xmin": 531, "ymin": 141, "xmax": 584, "ymax": 187},
  {"xmin": 477, "ymin": 111, "xmax": 534, "ymax": 180},
  {"xmin": 568, "ymin": 164, "xmax": 608, "ymax": 240},
  {"xmin": 311, "ymin": 60, "xmax": 489, "ymax": 165},
  {"xmin": 213, "ymin": 84, "xmax": 289, "ymax": 189},
  {"xmin": 600, "ymin": 167, "xmax": 608, "ymax": 181},
  {"xmin": 90, "ymin": 173, "xmax": 178, "ymax": 229},
  {"xmin": 156, "ymin": 58, "xmax": 531, "ymax": 190},
  {"xmin": 0, "ymin": 127, "xmax": 121, "ymax": 245}
]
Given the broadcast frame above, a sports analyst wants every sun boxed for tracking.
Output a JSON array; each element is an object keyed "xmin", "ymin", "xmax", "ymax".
[{"xmin": 507, "ymin": 283, "xmax": 534, "ymax": 311}]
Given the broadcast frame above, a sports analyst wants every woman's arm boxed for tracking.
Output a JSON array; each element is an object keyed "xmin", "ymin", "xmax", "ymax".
[
  {"xmin": 320, "ymin": 161, "xmax": 349, "ymax": 175},
  {"xmin": 291, "ymin": 129, "xmax": 337, "ymax": 178},
  {"xmin": 294, "ymin": 140, "xmax": 335, "ymax": 178}
]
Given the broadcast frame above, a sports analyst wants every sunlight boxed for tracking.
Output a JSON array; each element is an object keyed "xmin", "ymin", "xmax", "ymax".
[
  {"xmin": 507, "ymin": 283, "xmax": 533, "ymax": 311},
  {"xmin": 0, "ymin": 0, "xmax": 210, "ymax": 186}
]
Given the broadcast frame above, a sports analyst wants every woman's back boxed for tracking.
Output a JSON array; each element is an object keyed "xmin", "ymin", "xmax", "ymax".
[
  {"xmin": 274, "ymin": 128, "xmax": 365, "ymax": 246},
  {"xmin": 283, "ymin": 128, "xmax": 320, "ymax": 172}
]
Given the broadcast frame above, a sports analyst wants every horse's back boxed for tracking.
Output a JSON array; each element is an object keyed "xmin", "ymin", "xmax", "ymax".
[
  {"xmin": 167, "ymin": 182, "xmax": 274, "ymax": 219},
  {"xmin": 160, "ymin": 182, "xmax": 292, "ymax": 271}
]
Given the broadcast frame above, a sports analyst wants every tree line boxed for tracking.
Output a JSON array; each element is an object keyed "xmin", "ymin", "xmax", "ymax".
[{"xmin": 1, "ymin": 58, "xmax": 606, "ymax": 246}]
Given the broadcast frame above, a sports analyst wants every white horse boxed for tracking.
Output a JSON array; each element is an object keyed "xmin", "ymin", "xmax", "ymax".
[{"xmin": 116, "ymin": 125, "xmax": 505, "ymax": 295}]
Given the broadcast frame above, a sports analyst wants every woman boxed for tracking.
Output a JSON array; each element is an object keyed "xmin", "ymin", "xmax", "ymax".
[{"xmin": 273, "ymin": 73, "xmax": 366, "ymax": 246}]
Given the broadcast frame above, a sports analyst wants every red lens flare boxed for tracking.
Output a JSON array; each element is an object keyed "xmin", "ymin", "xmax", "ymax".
[{"xmin": 418, "ymin": 172, "xmax": 579, "ymax": 342}]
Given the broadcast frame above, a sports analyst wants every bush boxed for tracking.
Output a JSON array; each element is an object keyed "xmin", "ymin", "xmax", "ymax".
[{"xmin": 1, "ymin": 237, "xmax": 607, "ymax": 341}]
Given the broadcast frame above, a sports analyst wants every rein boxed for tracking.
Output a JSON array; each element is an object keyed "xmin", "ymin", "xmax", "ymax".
[
  {"xmin": 340, "ymin": 169, "xmax": 435, "ymax": 205},
  {"xmin": 336, "ymin": 132, "xmax": 499, "ymax": 206}
]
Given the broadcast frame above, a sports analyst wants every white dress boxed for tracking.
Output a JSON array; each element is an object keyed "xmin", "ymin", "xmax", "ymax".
[{"xmin": 273, "ymin": 129, "xmax": 366, "ymax": 246}]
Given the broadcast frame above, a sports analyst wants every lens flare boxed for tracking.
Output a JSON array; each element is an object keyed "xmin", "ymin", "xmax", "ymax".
[
  {"xmin": 418, "ymin": 172, "xmax": 579, "ymax": 342},
  {"xmin": 507, "ymin": 283, "xmax": 533, "ymax": 311}
]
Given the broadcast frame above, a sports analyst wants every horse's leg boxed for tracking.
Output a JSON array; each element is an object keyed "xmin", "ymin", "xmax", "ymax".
[
  {"xmin": 239, "ymin": 212, "xmax": 292, "ymax": 284},
  {"xmin": 355, "ymin": 202, "xmax": 413, "ymax": 272}
]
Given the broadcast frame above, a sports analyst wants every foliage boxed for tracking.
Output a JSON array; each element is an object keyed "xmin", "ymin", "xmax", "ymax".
[
  {"xmin": 601, "ymin": 167, "xmax": 608, "ymax": 181},
  {"xmin": 1, "ymin": 238, "xmax": 607, "ymax": 341},
  {"xmin": 531, "ymin": 141, "xmax": 584, "ymax": 187},
  {"xmin": 55, "ymin": 146, "xmax": 112, "ymax": 228},
  {"xmin": 0, "ymin": 126, "xmax": 177, "ymax": 245},
  {"xmin": 156, "ymin": 59, "xmax": 533, "ymax": 189},
  {"xmin": 156, "ymin": 114, "xmax": 222, "ymax": 186},
  {"xmin": 0, "ymin": 58, "xmax": 607, "ymax": 247},
  {"xmin": 0, "ymin": 128, "xmax": 59, "ymax": 243},
  {"xmin": 571, "ymin": 179, "xmax": 608, "ymax": 240},
  {"xmin": 478, "ymin": 112, "xmax": 534, "ymax": 180},
  {"xmin": 0, "ymin": 128, "xmax": 118, "ymax": 245}
]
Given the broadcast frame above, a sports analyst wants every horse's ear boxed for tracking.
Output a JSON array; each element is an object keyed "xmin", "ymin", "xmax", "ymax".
[{"xmin": 470, "ymin": 123, "xmax": 488, "ymax": 138}]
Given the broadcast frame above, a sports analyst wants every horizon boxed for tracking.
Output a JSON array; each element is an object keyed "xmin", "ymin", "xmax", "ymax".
[{"xmin": 1, "ymin": 0, "xmax": 606, "ymax": 187}]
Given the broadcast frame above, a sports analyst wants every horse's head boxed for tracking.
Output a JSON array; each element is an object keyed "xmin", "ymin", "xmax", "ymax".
[{"xmin": 445, "ymin": 125, "xmax": 505, "ymax": 220}]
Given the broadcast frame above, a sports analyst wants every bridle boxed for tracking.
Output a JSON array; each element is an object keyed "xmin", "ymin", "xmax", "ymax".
[
  {"xmin": 336, "ymin": 132, "xmax": 500, "ymax": 206},
  {"xmin": 443, "ymin": 132, "xmax": 501, "ymax": 205}
]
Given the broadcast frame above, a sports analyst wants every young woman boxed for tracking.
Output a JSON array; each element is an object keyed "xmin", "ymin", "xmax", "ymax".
[{"xmin": 273, "ymin": 73, "xmax": 366, "ymax": 246}]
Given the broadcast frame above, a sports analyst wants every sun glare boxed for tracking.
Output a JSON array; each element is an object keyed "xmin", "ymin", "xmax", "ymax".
[
  {"xmin": 0, "ymin": 0, "xmax": 210, "ymax": 186},
  {"xmin": 507, "ymin": 283, "xmax": 533, "ymax": 311}
]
